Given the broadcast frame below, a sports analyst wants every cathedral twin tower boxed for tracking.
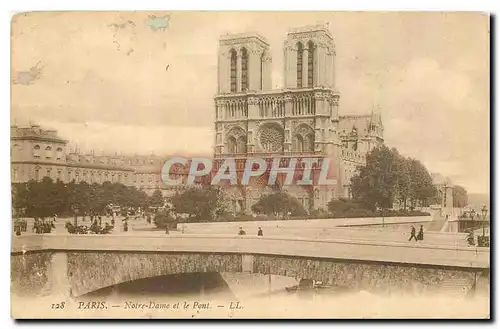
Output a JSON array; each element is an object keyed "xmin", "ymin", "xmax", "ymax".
[
  {"xmin": 213, "ymin": 24, "xmax": 343, "ymax": 211},
  {"xmin": 217, "ymin": 24, "xmax": 337, "ymax": 94}
]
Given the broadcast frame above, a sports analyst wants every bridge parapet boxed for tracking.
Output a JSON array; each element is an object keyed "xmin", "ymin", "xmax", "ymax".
[{"xmin": 12, "ymin": 234, "xmax": 489, "ymax": 269}]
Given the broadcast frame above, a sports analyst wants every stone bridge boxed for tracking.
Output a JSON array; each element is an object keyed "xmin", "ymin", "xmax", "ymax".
[{"xmin": 11, "ymin": 235, "xmax": 489, "ymax": 298}]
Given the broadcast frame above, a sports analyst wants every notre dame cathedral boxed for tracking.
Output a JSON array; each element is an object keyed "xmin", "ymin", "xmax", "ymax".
[{"xmin": 213, "ymin": 24, "xmax": 384, "ymax": 214}]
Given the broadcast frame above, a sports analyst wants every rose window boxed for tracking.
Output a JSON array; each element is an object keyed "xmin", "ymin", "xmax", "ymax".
[{"xmin": 259, "ymin": 126, "xmax": 284, "ymax": 152}]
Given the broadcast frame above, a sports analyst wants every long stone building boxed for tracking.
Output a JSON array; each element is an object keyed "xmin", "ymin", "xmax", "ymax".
[{"xmin": 10, "ymin": 124, "xmax": 166, "ymax": 195}]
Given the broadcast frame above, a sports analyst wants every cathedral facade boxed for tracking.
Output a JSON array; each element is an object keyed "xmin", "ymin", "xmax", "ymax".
[{"xmin": 213, "ymin": 24, "xmax": 384, "ymax": 213}]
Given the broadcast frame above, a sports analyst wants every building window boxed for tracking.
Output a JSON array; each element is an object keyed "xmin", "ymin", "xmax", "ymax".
[
  {"xmin": 45, "ymin": 146, "xmax": 52, "ymax": 159},
  {"xmin": 241, "ymin": 47, "xmax": 248, "ymax": 92},
  {"xmin": 11, "ymin": 144, "xmax": 19, "ymax": 158},
  {"xmin": 296, "ymin": 42, "xmax": 303, "ymax": 88},
  {"xmin": 237, "ymin": 136, "xmax": 247, "ymax": 154},
  {"xmin": 12, "ymin": 169, "xmax": 17, "ymax": 181},
  {"xmin": 227, "ymin": 136, "xmax": 237, "ymax": 153},
  {"xmin": 307, "ymin": 41, "xmax": 315, "ymax": 87},
  {"xmin": 56, "ymin": 147, "xmax": 63, "ymax": 160},
  {"xmin": 46, "ymin": 168, "xmax": 51, "ymax": 178},
  {"xmin": 230, "ymin": 49, "xmax": 237, "ymax": 93},
  {"xmin": 33, "ymin": 145, "xmax": 41, "ymax": 158},
  {"xmin": 35, "ymin": 169, "xmax": 40, "ymax": 181},
  {"xmin": 260, "ymin": 52, "xmax": 264, "ymax": 90}
]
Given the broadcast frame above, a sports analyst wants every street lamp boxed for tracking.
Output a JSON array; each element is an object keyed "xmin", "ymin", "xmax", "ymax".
[
  {"xmin": 466, "ymin": 208, "xmax": 476, "ymax": 233},
  {"xmin": 71, "ymin": 204, "xmax": 79, "ymax": 227},
  {"xmin": 481, "ymin": 205, "xmax": 488, "ymax": 237}
]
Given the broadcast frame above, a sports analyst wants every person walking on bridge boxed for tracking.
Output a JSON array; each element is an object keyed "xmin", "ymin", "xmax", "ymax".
[
  {"xmin": 257, "ymin": 227, "xmax": 263, "ymax": 236},
  {"xmin": 408, "ymin": 226, "xmax": 418, "ymax": 242},
  {"xmin": 417, "ymin": 225, "xmax": 424, "ymax": 241}
]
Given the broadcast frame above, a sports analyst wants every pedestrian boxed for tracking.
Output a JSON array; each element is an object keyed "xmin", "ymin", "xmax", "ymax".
[
  {"xmin": 417, "ymin": 225, "xmax": 424, "ymax": 241},
  {"xmin": 165, "ymin": 226, "xmax": 169, "ymax": 235},
  {"xmin": 257, "ymin": 227, "xmax": 263, "ymax": 236},
  {"xmin": 238, "ymin": 227, "xmax": 246, "ymax": 235},
  {"xmin": 123, "ymin": 221, "xmax": 128, "ymax": 232},
  {"xmin": 408, "ymin": 226, "xmax": 418, "ymax": 242}
]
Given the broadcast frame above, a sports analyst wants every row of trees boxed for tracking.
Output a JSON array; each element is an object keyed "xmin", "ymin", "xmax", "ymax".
[
  {"xmin": 12, "ymin": 177, "xmax": 165, "ymax": 219},
  {"xmin": 453, "ymin": 185, "xmax": 468, "ymax": 208},
  {"xmin": 153, "ymin": 145, "xmax": 445, "ymax": 226},
  {"xmin": 350, "ymin": 145, "xmax": 438, "ymax": 212}
]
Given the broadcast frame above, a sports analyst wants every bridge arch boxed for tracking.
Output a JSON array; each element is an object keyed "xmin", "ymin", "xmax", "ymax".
[{"xmin": 61, "ymin": 252, "xmax": 480, "ymax": 297}]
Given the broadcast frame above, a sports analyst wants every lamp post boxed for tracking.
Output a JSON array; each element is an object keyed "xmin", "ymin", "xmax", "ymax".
[
  {"xmin": 481, "ymin": 205, "xmax": 488, "ymax": 237},
  {"xmin": 470, "ymin": 208, "xmax": 476, "ymax": 220},
  {"xmin": 469, "ymin": 208, "xmax": 476, "ymax": 233},
  {"xmin": 72, "ymin": 204, "xmax": 79, "ymax": 227}
]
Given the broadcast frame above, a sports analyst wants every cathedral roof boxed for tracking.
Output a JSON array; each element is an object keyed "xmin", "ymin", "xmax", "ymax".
[
  {"xmin": 339, "ymin": 113, "xmax": 383, "ymax": 137},
  {"xmin": 219, "ymin": 32, "xmax": 269, "ymax": 46}
]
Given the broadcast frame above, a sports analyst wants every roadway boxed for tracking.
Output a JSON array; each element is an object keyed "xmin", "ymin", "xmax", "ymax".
[{"xmin": 12, "ymin": 233, "xmax": 489, "ymax": 269}]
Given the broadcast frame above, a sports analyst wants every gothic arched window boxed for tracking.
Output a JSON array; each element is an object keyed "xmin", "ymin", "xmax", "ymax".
[
  {"xmin": 307, "ymin": 41, "xmax": 315, "ymax": 87},
  {"xmin": 241, "ymin": 47, "xmax": 248, "ymax": 92},
  {"xmin": 237, "ymin": 136, "xmax": 247, "ymax": 154},
  {"xmin": 293, "ymin": 135, "xmax": 304, "ymax": 152},
  {"xmin": 230, "ymin": 49, "xmax": 237, "ymax": 93},
  {"xmin": 260, "ymin": 52, "xmax": 264, "ymax": 90},
  {"xmin": 296, "ymin": 42, "xmax": 303, "ymax": 88},
  {"xmin": 305, "ymin": 133, "xmax": 314, "ymax": 152},
  {"xmin": 227, "ymin": 136, "xmax": 237, "ymax": 153}
]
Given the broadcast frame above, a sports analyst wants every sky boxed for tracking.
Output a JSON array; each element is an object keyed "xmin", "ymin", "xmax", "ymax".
[{"xmin": 11, "ymin": 11, "xmax": 490, "ymax": 194}]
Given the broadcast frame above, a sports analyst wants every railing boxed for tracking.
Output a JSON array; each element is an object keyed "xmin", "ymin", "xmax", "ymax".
[
  {"xmin": 11, "ymin": 234, "xmax": 490, "ymax": 269},
  {"xmin": 216, "ymin": 90, "xmax": 322, "ymax": 120},
  {"xmin": 215, "ymin": 151, "xmax": 321, "ymax": 159}
]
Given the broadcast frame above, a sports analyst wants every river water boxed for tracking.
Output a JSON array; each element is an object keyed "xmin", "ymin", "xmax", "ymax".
[{"xmin": 11, "ymin": 272, "xmax": 489, "ymax": 319}]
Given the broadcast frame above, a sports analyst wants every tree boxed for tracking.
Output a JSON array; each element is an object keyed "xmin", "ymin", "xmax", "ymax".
[
  {"xmin": 350, "ymin": 145, "xmax": 400, "ymax": 211},
  {"xmin": 453, "ymin": 185, "xmax": 468, "ymax": 208},
  {"xmin": 408, "ymin": 159, "xmax": 437, "ymax": 208},
  {"xmin": 153, "ymin": 211, "xmax": 177, "ymax": 229},
  {"xmin": 251, "ymin": 191, "xmax": 306, "ymax": 218},
  {"xmin": 149, "ymin": 188, "xmax": 164, "ymax": 208},
  {"xmin": 395, "ymin": 156, "xmax": 411, "ymax": 210},
  {"xmin": 169, "ymin": 186, "xmax": 225, "ymax": 221},
  {"xmin": 350, "ymin": 146, "xmax": 437, "ymax": 211}
]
